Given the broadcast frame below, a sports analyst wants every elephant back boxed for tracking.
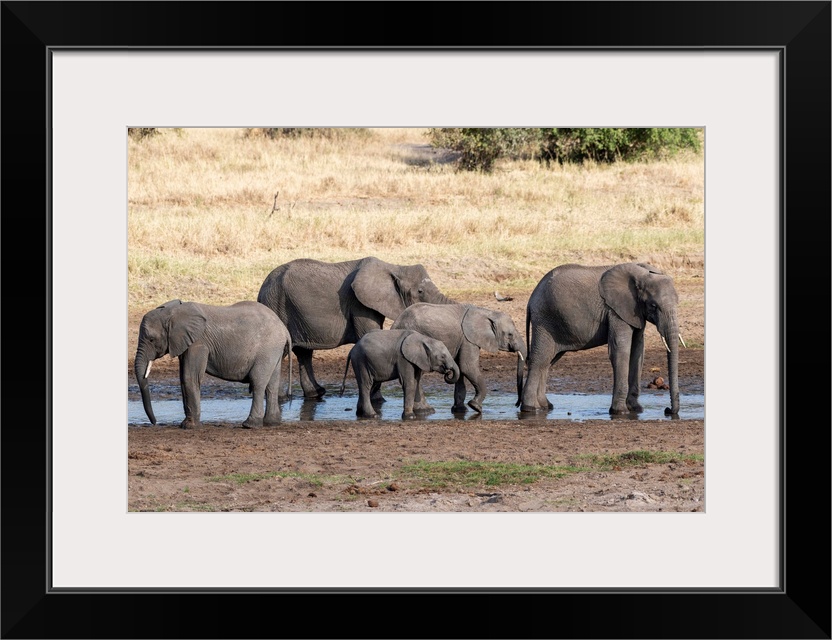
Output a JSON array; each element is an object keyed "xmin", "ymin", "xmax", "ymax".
[
  {"xmin": 257, "ymin": 258, "xmax": 367, "ymax": 349},
  {"xmin": 390, "ymin": 302, "xmax": 466, "ymax": 356}
]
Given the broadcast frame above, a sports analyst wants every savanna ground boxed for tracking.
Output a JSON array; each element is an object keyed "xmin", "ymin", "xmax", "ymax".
[{"xmin": 128, "ymin": 128, "xmax": 704, "ymax": 513}]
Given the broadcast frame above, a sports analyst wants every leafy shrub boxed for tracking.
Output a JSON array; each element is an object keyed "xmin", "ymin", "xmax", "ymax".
[
  {"xmin": 426, "ymin": 127, "xmax": 702, "ymax": 171},
  {"xmin": 537, "ymin": 128, "xmax": 702, "ymax": 164},
  {"xmin": 426, "ymin": 128, "xmax": 541, "ymax": 172},
  {"xmin": 128, "ymin": 128, "xmax": 159, "ymax": 141}
]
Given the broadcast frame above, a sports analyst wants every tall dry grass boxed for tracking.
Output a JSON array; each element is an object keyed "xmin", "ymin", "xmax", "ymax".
[{"xmin": 128, "ymin": 128, "xmax": 704, "ymax": 313}]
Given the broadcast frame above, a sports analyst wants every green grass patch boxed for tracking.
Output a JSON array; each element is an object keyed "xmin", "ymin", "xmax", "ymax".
[
  {"xmin": 577, "ymin": 450, "xmax": 703, "ymax": 470},
  {"xmin": 399, "ymin": 460, "xmax": 587, "ymax": 488},
  {"xmin": 399, "ymin": 450, "xmax": 703, "ymax": 489}
]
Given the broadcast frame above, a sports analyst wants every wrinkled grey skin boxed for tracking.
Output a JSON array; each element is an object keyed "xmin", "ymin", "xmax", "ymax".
[
  {"xmin": 519, "ymin": 263, "xmax": 681, "ymax": 416},
  {"xmin": 134, "ymin": 300, "xmax": 293, "ymax": 429},
  {"xmin": 340, "ymin": 329, "xmax": 460, "ymax": 420},
  {"xmin": 257, "ymin": 256, "xmax": 453, "ymax": 399},
  {"xmin": 390, "ymin": 303, "xmax": 527, "ymax": 414}
]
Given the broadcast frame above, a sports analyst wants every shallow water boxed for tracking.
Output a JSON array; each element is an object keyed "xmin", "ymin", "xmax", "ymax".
[{"xmin": 128, "ymin": 389, "xmax": 704, "ymax": 425}]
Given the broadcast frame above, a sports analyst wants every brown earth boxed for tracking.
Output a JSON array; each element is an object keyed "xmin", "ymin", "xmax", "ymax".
[{"xmin": 127, "ymin": 282, "xmax": 704, "ymax": 513}]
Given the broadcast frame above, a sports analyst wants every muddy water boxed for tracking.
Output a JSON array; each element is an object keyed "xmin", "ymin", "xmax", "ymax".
[{"xmin": 127, "ymin": 384, "xmax": 704, "ymax": 425}]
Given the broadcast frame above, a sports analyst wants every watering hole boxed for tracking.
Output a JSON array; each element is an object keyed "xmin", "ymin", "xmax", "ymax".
[{"xmin": 128, "ymin": 382, "xmax": 704, "ymax": 425}]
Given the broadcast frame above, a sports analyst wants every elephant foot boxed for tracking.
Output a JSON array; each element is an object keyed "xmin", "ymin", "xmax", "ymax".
[
  {"xmin": 467, "ymin": 400, "xmax": 483, "ymax": 414},
  {"xmin": 179, "ymin": 417, "xmax": 201, "ymax": 429},
  {"xmin": 519, "ymin": 403, "xmax": 548, "ymax": 413},
  {"xmin": 664, "ymin": 406, "xmax": 680, "ymax": 417},
  {"xmin": 303, "ymin": 388, "xmax": 326, "ymax": 399},
  {"xmin": 413, "ymin": 405, "xmax": 435, "ymax": 416},
  {"xmin": 608, "ymin": 405, "xmax": 630, "ymax": 415},
  {"xmin": 401, "ymin": 412, "xmax": 417, "ymax": 420},
  {"xmin": 451, "ymin": 404, "xmax": 467, "ymax": 414},
  {"xmin": 263, "ymin": 416, "xmax": 282, "ymax": 426},
  {"xmin": 241, "ymin": 417, "xmax": 264, "ymax": 429},
  {"xmin": 356, "ymin": 407, "xmax": 377, "ymax": 419},
  {"xmin": 627, "ymin": 403, "xmax": 644, "ymax": 414}
]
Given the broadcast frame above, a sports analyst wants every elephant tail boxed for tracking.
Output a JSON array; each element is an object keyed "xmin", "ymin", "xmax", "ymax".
[{"xmin": 340, "ymin": 352, "xmax": 352, "ymax": 397}]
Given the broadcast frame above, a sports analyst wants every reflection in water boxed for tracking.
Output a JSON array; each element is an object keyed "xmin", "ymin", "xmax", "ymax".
[{"xmin": 128, "ymin": 390, "xmax": 704, "ymax": 426}]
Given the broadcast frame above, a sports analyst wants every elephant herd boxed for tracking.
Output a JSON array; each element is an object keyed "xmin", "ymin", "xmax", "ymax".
[{"xmin": 134, "ymin": 256, "xmax": 682, "ymax": 428}]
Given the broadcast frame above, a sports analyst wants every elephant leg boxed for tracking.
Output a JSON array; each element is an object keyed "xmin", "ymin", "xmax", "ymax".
[
  {"xmin": 452, "ymin": 377, "xmax": 468, "ymax": 413},
  {"xmin": 355, "ymin": 369, "xmax": 378, "ymax": 418},
  {"xmin": 413, "ymin": 380, "xmax": 435, "ymax": 415},
  {"xmin": 520, "ymin": 332, "xmax": 557, "ymax": 412},
  {"xmin": 462, "ymin": 346, "xmax": 486, "ymax": 414},
  {"xmin": 608, "ymin": 320, "xmax": 634, "ymax": 414},
  {"xmin": 294, "ymin": 346, "xmax": 326, "ymax": 398},
  {"xmin": 370, "ymin": 381, "xmax": 386, "ymax": 405},
  {"xmin": 179, "ymin": 346, "xmax": 208, "ymax": 429},
  {"xmin": 400, "ymin": 369, "xmax": 420, "ymax": 420},
  {"xmin": 626, "ymin": 328, "xmax": 645, "ymax": 413},
  {"xmin": 262, "ymin": 362, "xmax": 283, "ymax": 426}
]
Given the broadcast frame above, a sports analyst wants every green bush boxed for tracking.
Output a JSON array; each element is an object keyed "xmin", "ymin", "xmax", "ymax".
[
  {"xmin": 537, "ymin": 128, "xmax": 702, "ymax": 164},
  {"xmin": 426, "ymin": 128, "xmax": 541, "ymax": 172},
  {"xmin": 127, "ymin": 128, "xmax": 159, "ymax": 141},
  {"xmin": 426, "ymin": 127, "xmax": 702, "ymax": 171}
]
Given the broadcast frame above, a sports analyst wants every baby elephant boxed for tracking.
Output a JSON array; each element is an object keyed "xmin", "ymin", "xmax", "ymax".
[
  {"xmin": 340, "ymin": 329, "xmax": 460, "ymax": 420},
  {"xmin": 134, "ymin": 299, "xmax": 292, "ymax": 429}
]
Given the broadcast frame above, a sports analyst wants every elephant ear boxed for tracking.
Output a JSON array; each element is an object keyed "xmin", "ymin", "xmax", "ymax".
[
  {"xmin": 351, "ymin": 258, "xmax": 406, "ymax": 320},
  {"xmin": 157, "ymin": 299, "xmax": 182, "ymax": 310},
  {"xmin": 461, "ymin": 306, "xmax": 499, "ymax": 352},
  {"xmin": 400, "ymin": 332, "xmax": 432, "ymax": 372},
  {"xmin": 167, "ymin": 302, "xmax": 208, "ymax": 357},
  {"xmin": 599, "ymin": 264, "xmax": 645, "ymax": 329}
]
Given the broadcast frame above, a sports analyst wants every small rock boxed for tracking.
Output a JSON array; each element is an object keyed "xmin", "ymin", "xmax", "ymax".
[
  {"xmin": 308, "ymin": 492, "xmax": 317, "ymax": 498},
  {"xmin": 387, "ymin": 482, "xmax": 399, "ymax": 492},
  {"xmin": 367, "ymin": 499, "xmax": 379, "ymax": 508}
]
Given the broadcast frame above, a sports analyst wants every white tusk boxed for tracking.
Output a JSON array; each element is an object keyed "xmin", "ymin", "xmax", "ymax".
[
  {"xmin": 678, "ymin": 334, "xmax": 687, "ymax": 348},
  {"xmin": 144, "ymin": 360, "xmax": 153, "ymax": 379},
  {"xmin": 661, "ymin": 335, "xmax": 671, "ymax": 353},
  {"xmin": 517, "ymin": 352, "xmax": 525, "ymax": 362}
]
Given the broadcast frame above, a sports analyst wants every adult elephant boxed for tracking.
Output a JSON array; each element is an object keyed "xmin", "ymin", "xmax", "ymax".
[
  {"xmin": 135, "ymin": 300, "xmax": 292, "ymax": 429},
  {"xmin": 519, "ymin": 263, "xmax": 683, "ymax": 416},
  {"xmin": 391, "ymin": 303, "xmax": 526, "ymax": 414},
  {"xmin": 257, "ymin": 256, "xmax": 453, "ymax": 399}
]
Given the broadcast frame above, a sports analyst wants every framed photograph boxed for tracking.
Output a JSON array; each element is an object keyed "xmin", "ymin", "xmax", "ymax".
[{"xmin": 4, "ymin": 2, "xmax": 829, "ymax": 638}]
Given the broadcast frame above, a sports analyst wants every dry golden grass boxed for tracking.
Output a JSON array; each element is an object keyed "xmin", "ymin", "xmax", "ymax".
[{"xmin": 128, "ymin": 128, "xmax": 704, "ymax": 312}]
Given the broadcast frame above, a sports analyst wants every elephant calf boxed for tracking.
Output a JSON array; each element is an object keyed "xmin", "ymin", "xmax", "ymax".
[
  {"xmin": 134, "ymin": 299, "xmax": 293, "ymax": 429},
  {"xmin": 339, "ymin": 329, "xmax": 460, "ymax": 420},
  {"xmin": 391, "ymin": 302, "xmax": 527, "ymax": 414}
]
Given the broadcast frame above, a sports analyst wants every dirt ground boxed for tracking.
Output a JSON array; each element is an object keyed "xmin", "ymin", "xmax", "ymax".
[{"xmin": 127, "ymin": 278, "xmax": 704, "ymax": 513}]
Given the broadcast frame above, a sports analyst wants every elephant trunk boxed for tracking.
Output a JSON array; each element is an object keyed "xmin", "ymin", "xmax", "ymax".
[
  {"xmin": 135, "ymin": 350, "xmax": 157, "ymax": 425},
  {"xmin": 661, "ymin": 320, "xmax": 680, "ymax": 416},
  {"xmin": 514, "ymin": 340, "xmax": 527, "ymax": 408},
  {"xmin": 444, "ymin": 362, "xmax": 460, "ymax": 384}
]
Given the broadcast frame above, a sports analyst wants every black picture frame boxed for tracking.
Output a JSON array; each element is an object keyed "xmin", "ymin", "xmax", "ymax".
[{"xmin": 3, "ymin": 2, "xmax": 829, "ymax": 638}]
